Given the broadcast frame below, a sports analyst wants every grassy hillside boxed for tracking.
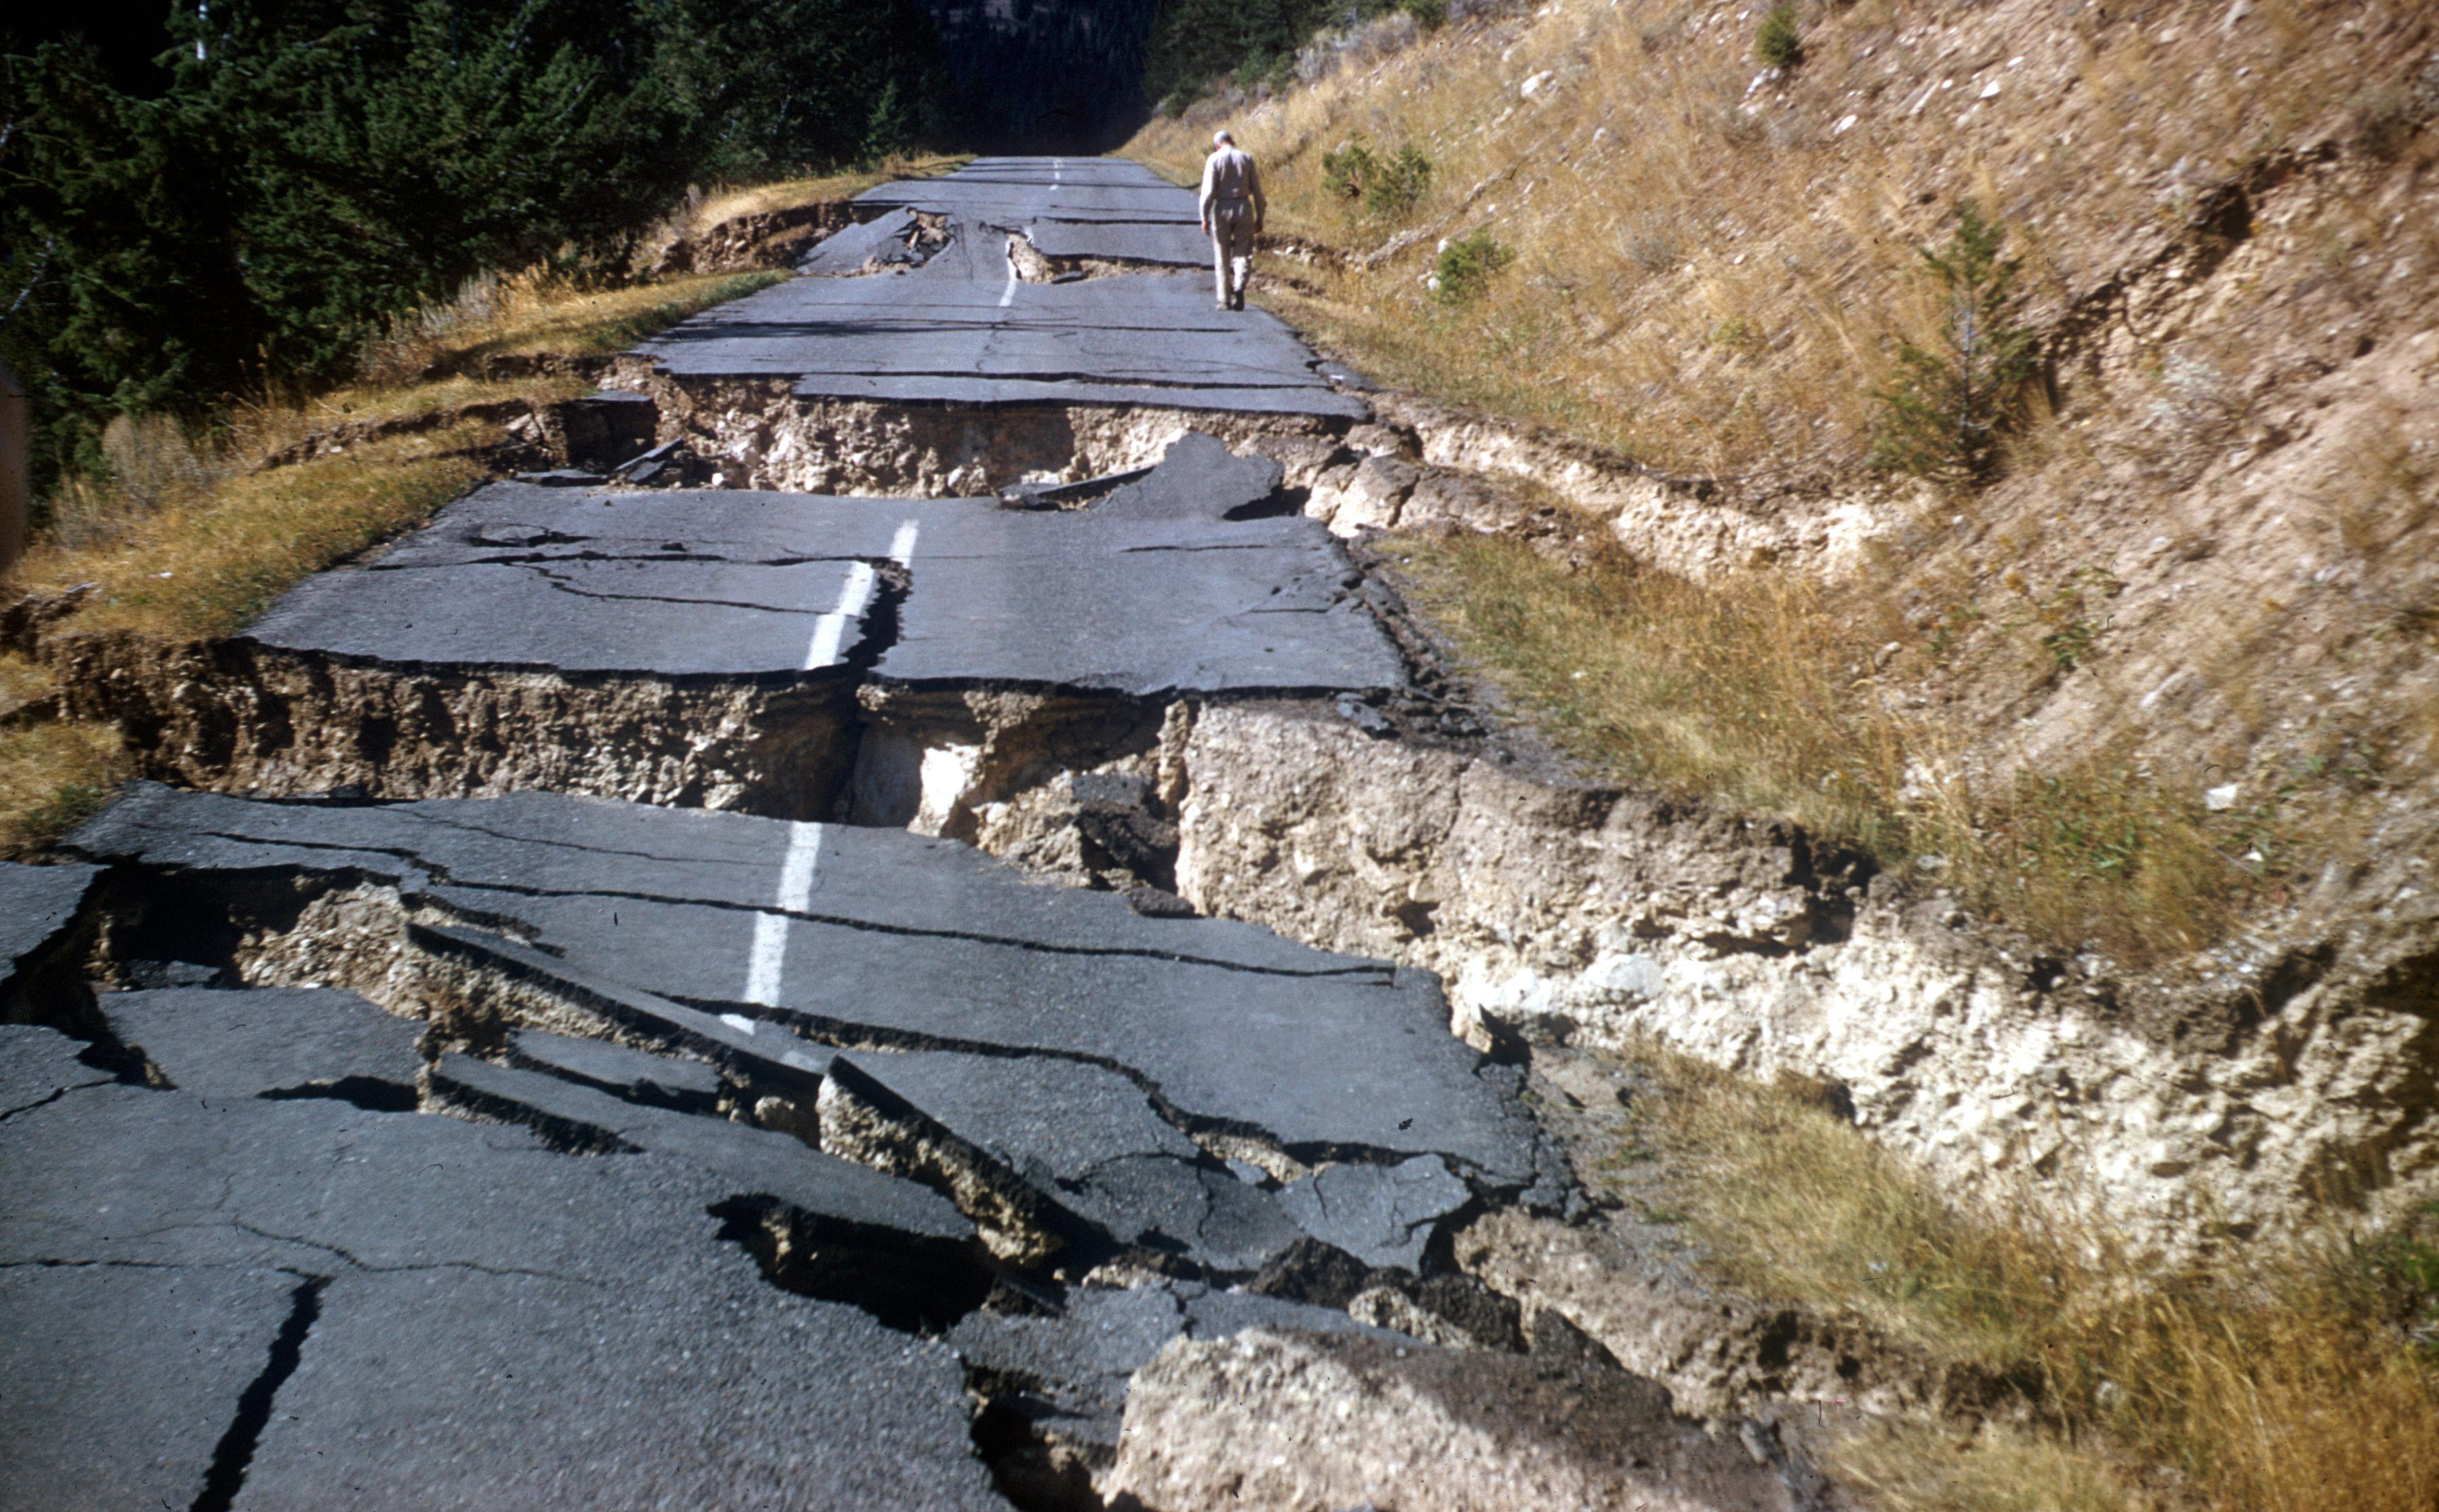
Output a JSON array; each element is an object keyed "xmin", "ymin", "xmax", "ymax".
[{"xmin": 1130, "ymin": 0, "xmax": 2439, "ymax": 967}]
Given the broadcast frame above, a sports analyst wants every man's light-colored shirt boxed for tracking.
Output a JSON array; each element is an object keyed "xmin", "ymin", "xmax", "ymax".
[{"xmin": 1199, "ymin": 148, "xmax": 1265, "ymax": 220}]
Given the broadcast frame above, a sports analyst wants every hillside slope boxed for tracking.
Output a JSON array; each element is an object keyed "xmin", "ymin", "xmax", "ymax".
[{"xmin": 1130, "ymin": 0, "xmax": 2437, "ymax": 1069}]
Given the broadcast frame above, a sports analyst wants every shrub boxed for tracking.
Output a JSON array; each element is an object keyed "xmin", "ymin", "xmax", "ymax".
[
  {"xmin": 1713, "ymin": 106, "xmax": 1768, "ymax": 149},
  {"xmin": 1322, "ymin": 140, "xmax": 1381, "ymax": 201},
  {"xmin": 1620, "ymin": 212, "xmax": 1686, "ymax": 271},
  {"xmin": 1322, "ymin": 139, "xmax": 1435, "ymax": 216},
  {"xmin": 2346, "ymin": 83, "xmax": 2423, "ymax": 160},
  {"xmin": 1755, "ymin": 4, "xmax": 1804, "ymax": 68},
  {"xmin": 1372, "ymin": 145, "xmax": 1435, "ymax": 214},
  {"xmin": 1708, "ymin": 315, "xmax": 1762, "ymax": 351},
  {"xmin": 1432, "ymin": 229, "xmax": 1515, "ymax": 304},
  {"xmin": 1871, "ymin": 200, "xmax": 2038, "ymax": 484},
  {"xmin": 1400, "ymin": 0, "xmax": 1449, "ymax": 29}
]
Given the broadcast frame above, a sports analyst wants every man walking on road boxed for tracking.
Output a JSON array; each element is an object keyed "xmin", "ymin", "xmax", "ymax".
[{"xmin": 1199, "ymin": 130, "xmax": 1265, "ymax": 312}]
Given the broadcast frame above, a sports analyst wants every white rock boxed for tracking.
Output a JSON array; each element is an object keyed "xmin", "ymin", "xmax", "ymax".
[
  {"xmin": 1521, "ymin": 69, "xmax": 1556, "ymax": 98},
  {"xmin": 2206, "ymin": 782, "xmax": 2242, "ymax": 811},
  {"xmin": 1833, "ymin": 113, "xmax": 1859, "ymax": 134},
  {"xmin": 1979, "ymin": 78, "xmax": 2001, "ymax": 98},
  {"xmin": 2139, "ymin": 669, "xmax": 2192, "ymax": 711}
]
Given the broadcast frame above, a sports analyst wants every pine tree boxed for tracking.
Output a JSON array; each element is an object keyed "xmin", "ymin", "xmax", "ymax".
[
  {"xmin": 1871, "ymin": 199, "xmax": 2038, "ymax": 484},
  {"xmin": 0, "ymin": 0, "xmax": 947, "ymax": 494}
]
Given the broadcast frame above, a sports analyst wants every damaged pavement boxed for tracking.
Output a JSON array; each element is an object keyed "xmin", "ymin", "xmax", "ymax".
[{"xmin": 2, "ymin": 157, "xmax": 1848, "ymax": 1511}]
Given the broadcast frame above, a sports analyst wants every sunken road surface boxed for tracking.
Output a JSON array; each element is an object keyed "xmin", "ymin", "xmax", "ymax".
[
  {"xmin": 0, "ymin": 159, "xmax": 1838, "ymax": 1511},
  {"xmin": 246, "ymin": 435, "xmax": 1402, "ymax": 697},
  {"xmin": 637, "ymin": 158, "xmax": 1364, "ymax": 418}
]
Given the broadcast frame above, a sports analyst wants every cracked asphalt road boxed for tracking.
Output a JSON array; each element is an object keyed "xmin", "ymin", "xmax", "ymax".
[
  {"xmin": 247, "ymin": 437, "xmax": 1404, "ymax": 696},
  {"xmin": 635, "ymin": 158, "xmax": 1362, "ymax": 416},
  {"xmin": 0, "ymin": 159, "xmax": 1587, "ymax": 1511}
]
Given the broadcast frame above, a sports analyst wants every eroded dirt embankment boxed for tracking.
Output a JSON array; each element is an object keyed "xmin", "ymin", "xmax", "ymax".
[
  {"xmin": 833, "ymin": 682, "xmax": 2439, "ymax": 1247},
  {"xmin": 45, "ymin": 634, "xmax": 863, "ymax": 818},
  {"xmin": 610, "ymin": 367, "xmax": 1353, "ymax": 497}
]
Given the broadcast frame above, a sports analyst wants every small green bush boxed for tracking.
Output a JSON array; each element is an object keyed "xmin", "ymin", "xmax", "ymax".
[
  {"xmin": 1755, "ymin": 4, "xmax": 1804, "ymax": 68},
  {"xmin": 1708, "ymin": 315, "xmax": 1760, "ymax": 351},
  {"xmin": 1871, "ymin": 200, "xmax": 2038, "ymax": 484},
  {"xmin": 1400, "ymin": 0, "xmax": 1449, "ymax": 29},
  {"xmin": 1322, "ymin": 140, "xmax": 1380, "ymax": 200},
  {"xmin": 1321, "ymin": 140, "xmax": 1434, "ymax": 217},
  {"xmin": 1433, "ymin": 229, "xmax": 1514, "ymax": 304},
  {"xmin": 1372, "ymin": 145, "xmax": 1434, "ymax": 215}
]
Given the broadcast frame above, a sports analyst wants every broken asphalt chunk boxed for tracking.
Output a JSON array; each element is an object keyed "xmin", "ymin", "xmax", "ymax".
[
  {"xmin": 1090, "ymin": 432, "xmax": 1285, "ymax": 523},
  {"xmin": 427, "ymin": 1054, "xmax": 975, "ymax": 1248},
  {"xmin": 0, "ymin": 861, "xmax": 100, "ymax": 1025},
  {"xmin": 507, "ymin": 1027, "xmax": 724, "ymax": 1114},
  {"xmin": 101, "ymin": 987, "xmax": 423, "ymax": 1103},
  {"xmin": 822, "ymin": 1048, "xmax": 1307, "ymax": 1273},
  {"xmin": 1277, "ymin": 1155, "xmax": 1473, "ymax": 1272}
]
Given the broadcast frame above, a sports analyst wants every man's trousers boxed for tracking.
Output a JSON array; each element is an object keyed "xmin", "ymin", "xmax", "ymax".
[{"xmin": 1210, "ymin": 200, "xmax": 1256, "ymax": 305}]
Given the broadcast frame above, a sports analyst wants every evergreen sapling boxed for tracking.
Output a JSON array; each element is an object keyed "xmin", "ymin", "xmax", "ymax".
[{"xmin": 1871, "ymin": 200, "xmax": 2038, "ymax": 484}]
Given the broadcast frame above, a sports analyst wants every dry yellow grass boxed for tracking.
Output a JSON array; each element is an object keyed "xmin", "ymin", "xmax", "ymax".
[
  {"xmin": 1, "ymin": 267, "xmax": 783, "ymax": 854},
  {"xmin": 1130, "ymin": 0, "xmax": 2429, "ymax": 477},
  {"xmin": 681, "ymin": 153, "xmax": 964, "ymax": 231},
  {"xmin": 1389, "ymin": 533, "xmax": 2255, "ymax": 961},
  {"xmin": 16, "ymin": 428, "xmax": 492, "ymax": 641},
  {"xmin": 1831, "ymin": 1422, "xmax": 2142, "ymax": 1512},
  {"xmin": 1620, "ymin": 1043, "xmax": 2439, "ymax": 1512},
  {"xmin": 0, "ymin": 717, "xmax": 130, "ymax": 855},
  {"xmin": 351, "ymin": 268, "xmax": 789, "ymax": 392}
]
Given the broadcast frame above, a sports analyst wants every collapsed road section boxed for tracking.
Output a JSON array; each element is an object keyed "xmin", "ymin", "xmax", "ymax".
[
  {"xmin": 60, "ymin": 433, "xmax": 1404, "ymax": 837},
  {"xmin": 4, "ymin": 153, "xmax": 1862, "ymax": 1510},
  {"xmin": 614, "ymin": 158, "xmax": 1367, "ymax": 494},
  {"xmin": 3, "ymin": 787, "xmax": 1831, "ymax": 1510}
]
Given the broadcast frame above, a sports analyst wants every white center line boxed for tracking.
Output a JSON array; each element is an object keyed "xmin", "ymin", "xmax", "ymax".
[
  {"xmin": 804, "ymin": 562, "xmax": 875, "ymax": 671},
  {"xmin": 743, "ymin": 519, "xmax": 923, "ymax": 1008},
  {"xmin": 743, "ymin": 824, "xmax": 821, "ymax": 1007},
  {"xmin": 803, "ymin": 519, "xmax": 918, "ymax": 670}
]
